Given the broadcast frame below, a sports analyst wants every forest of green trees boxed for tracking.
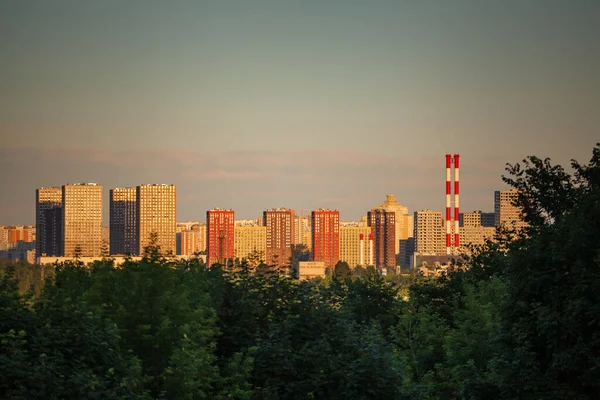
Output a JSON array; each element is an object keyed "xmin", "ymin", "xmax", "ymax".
[{"xmin": 1, "ymin": 145, "xmax": 599, "ymax": 399}]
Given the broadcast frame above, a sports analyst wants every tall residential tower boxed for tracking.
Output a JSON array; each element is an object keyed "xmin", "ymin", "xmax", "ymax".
[
  {"xmin": 109, "ymin": 187, "xmax": 137, "ymax": 255},
  {"xmin": 367, "ymin": 208, "xmax": 396, "ymax": 271},
  {"xmin": 311, "ymin": 209, "xmax": 340, "ymax": 268},
  {"xmin": 62, "ymin": 183, "xmax": 103, "ymax": 257},
  {"xmin": 35, "ymin": 187, "xmax": 63, "ymax": 257},
  {"xmin": 206, "ymin": 209, "xmax": 235, "ymax": 267},
  {"xmin": 263, "ymin": 208, "xmax": 295, "ymax": 268},
  {"xmin": 136, "ymin": 184, "xmax": 177, "ymax": 255}
]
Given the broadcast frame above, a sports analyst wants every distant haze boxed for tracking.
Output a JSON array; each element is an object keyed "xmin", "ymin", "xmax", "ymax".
[{"xmin": 1, "ymin": 1, "xmax": 598, "ymax": 224}]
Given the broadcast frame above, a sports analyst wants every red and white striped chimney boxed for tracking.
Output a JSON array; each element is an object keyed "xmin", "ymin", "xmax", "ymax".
[
  {"xmin": 453, "ymin": 154, "xmax": 460, "ymax": 251},
  {"xmin": 445, "ymin": 154, "xmax": 452, "ymax": 255}
]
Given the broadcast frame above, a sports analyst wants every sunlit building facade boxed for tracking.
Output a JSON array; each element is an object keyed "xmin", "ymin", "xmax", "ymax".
[
  {"xmin": 206, "ymin": 209, "xmax": 235, "ymax": 267},
  {"xmin": 263, "ymin": 208, "xmax": 295, "ymax": 268},
  {"xmin": 495, "ymin": 189, "xmax": 527, "ymax": 230},
  {"xmin": 180, "ymin": 224, "xmax": 206, "ymax": 255},
  {"xmin": 62, "ymin": 183, "xmax": 103, "ymax": 257},
  {"xmin": 376, "ymin": 194, "xmax": 411, "ymax": 254},
  {"xmin": 339, "ymin": 225, "xmax": 372, "ymax": 267},
  {"xmin": 234, "ymin": 224, "xmax": 267, "ymax": 262},
  {"xmin": 311, "ymin": 209, "xmax": 340, "ymax": 268},
  {"xmin": 136, "ymin": 184, "xmax": 177, "ymax": 255},
  {"xmin": 414, "ymin": 210, "xmax": 445, "ymax": 256}
]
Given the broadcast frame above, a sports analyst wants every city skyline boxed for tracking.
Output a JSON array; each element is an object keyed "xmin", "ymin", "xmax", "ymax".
[
  {"xmin": 0, "ymin": 176, "xmax": 557, "ymax": 227},
  {"xmin": 1, "ymin": 1, "xmax": 598, "ymax": 224}
]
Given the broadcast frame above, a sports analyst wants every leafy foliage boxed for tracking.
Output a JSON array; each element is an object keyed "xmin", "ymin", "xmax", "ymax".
[{"xmin": 1, "ymin": 144, "xmax": 598, "ymax": 399}]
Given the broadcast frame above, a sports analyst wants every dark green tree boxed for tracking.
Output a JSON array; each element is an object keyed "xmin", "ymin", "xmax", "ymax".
[
  {"xmin": 494, "ymin": 144, "xmax": 600, "ymax": 398},
  {"xmin": 333, "ymin": 260, "xmax": 352, "ymax": 280}
]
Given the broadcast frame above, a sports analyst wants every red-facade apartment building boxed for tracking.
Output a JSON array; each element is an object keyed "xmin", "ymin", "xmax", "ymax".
[
  {"xmin": 263, "ymin": 208, "xmax": 295, "ymax": 268},
  {"xmin": 206, "ymin": 209, "xmax": 235, "ymax": 267},
  {"xmin": 311, "ymin": 209, "xmax": 340, "ymax": 268}
]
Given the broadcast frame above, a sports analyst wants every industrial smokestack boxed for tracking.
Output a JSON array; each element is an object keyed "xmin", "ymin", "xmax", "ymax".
[
  {"xmin": 453, "ymin": 154, "xmax": 460, "ymax": 252},
  {"xmin": 446, "ymin": 154, "xmax": 452, "ymax": 255}
]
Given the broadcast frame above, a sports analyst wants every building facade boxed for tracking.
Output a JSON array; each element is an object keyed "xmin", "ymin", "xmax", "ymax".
[
  {"xmin": 339, "ymin": 225, "xmax": 372, "ymax": 267},
  {"xmin": 5, "ymin": 225, "xmax": 35, "ymax": 244},
  {"xmin": 495, "ymin": 189, "xmax": 527, "ymax": 230},
  {"xmin": 179, "ymin": 224, "xmax": 206, "ymax": 255},
  {"xmin": 206, "ymin": 209, "xmax": 235, "ymax": 267},
  {"xmin": 234, "ymin": 224, "xmax": 267, "ymax": 262},
  {"xmin": 294, "ymin": 214, "xmax": 312, "ymax": 250},
  {"xmin": 136, "ymin": 184, "xmax": 177, "ymax": 255},
  {"xmin": 377, "ymin": 194, "xmax": 411, "ymax": 254},
  {"xmin": 62, "ymin": 183, "xmax": 103, "ymax": 257},
  {"xmin": 311, "ymin": 209, "xmax": 340, "ymax": 268},
  {"xmin": 414, "ymin": 210, "xmax": 445, "ymax": 256},
  {"xmin": 459, "ymin": 226, "xmax": 496, "ymax": 250},
  {"xmin": 460, "ymin": 210, "xmax": 496, "ymax": 228},
  {"xmin": 110, "ymin": 187, "xmax": 137, "ymax": 255},
  {"xmin": 36, "ymin": 187, "xmax": 63, "ymax": 257},
  {"xmin": 263, "ymin": 208, "xmax": 295, "ymax": 268},
  {"xmin": 367, "ymin": 208, "xmax": 396, "ymax": 270}
]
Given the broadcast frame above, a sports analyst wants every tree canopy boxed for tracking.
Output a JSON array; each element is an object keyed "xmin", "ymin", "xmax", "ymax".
[{"xmin": 1, "ymin": 144, "xmax": 599, "ymax": 399}]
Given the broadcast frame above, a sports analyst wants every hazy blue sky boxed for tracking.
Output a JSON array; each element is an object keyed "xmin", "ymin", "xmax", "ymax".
[{"xmin": 1, "ymin": 0, "xmax": 598, "ymax": 224}]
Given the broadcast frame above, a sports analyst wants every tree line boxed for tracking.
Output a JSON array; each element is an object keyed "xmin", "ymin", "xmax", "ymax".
[{"xmin": 1, "ymin": 144, "xmax": 599, "ymax": 399}]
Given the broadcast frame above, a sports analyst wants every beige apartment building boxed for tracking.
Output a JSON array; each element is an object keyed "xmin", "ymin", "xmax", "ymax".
[
  {"xmin": 137, "ymin": 184, "xmax": 177, "ymax": 255},
  {"xmin": 339, "ymin": 225, "xmax": 372, "ymax": 267},
  {"xmin": 179, "ymin": 224, "xmax": 206, "ymax": 255},
  {"xmin": 414, "ymin": 210, "xmax": 445, "ymax": 256},
  {"xmin": 460, "ymin": 210, "xmax": 495, "ymax": 227},
  {"xmin": 62, "ymin": 183, "xmax": 103, "ymax": 257},
  {"xmin": 495, "ymin": 189, "xmax": 527, "ymax": 230},
  {"xmin": 459, "ymin": 226, "xmax": 496, "ymax": 249},
  {"xmin": 234, "ymin": 224, "xmax": 267, "ymax": 262},
  {"xmin": 36, "ymin": 187, "xmax": 63, "ymax": 257}
]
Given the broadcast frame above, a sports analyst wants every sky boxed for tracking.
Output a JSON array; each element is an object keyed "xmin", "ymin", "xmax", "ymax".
[{"xmin": 1, "ymin": 0, "xmax": 598, "ymax": 225}]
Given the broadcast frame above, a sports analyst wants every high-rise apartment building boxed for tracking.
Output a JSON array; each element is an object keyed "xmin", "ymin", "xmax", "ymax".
[
  {"xmin": 136, "ymin": 184, "xmax": 176, "ymax": 255},
  {"xmin": 495, "ymin": 189, "xmax": 527, "ymax": 230},
  {"xmin": 179, "ymin": 224, "xmax": 206, "ymax": 255},
  {"xmin": 377, "ymin": 194, "xmax": 411, "ymax": 254},
  {"xmin": 62, "ymin": 183, "xmax": 103, "ymax": 257},
  {"xmin": 367, "ymin": 208, "xmax": 396, "ymax": 270},
  {"xmin": 234, "ymin": 224, "xmax": 267, "ymax": 262},
  {"xmin": 414, "ymin": 210, "xmax": 445, "ymax": 256},
  {"xmin": 206, "ymin": 209, "xmax": 235, "ymax": 267},
  {"xmin": 457, "ymin": 210, "xmax": 496, "ymax": 252},
  {"xmin": 263, "ymin": 208, "xmax": 295, "ymax": 268},
  {"xmin": 36, "ymin": 187, "xmax": 63, "ymax": 257},
  {"xmin": 339, "ymin": 225, "xmax": 372, "ymax": 267},
  {"xmin": 110, "ymin": 187, "xmax": 137, "ymax": 255},
  {"xmin": 311, "ymin": 209, "xmax": 340, "ymax": 268}
]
